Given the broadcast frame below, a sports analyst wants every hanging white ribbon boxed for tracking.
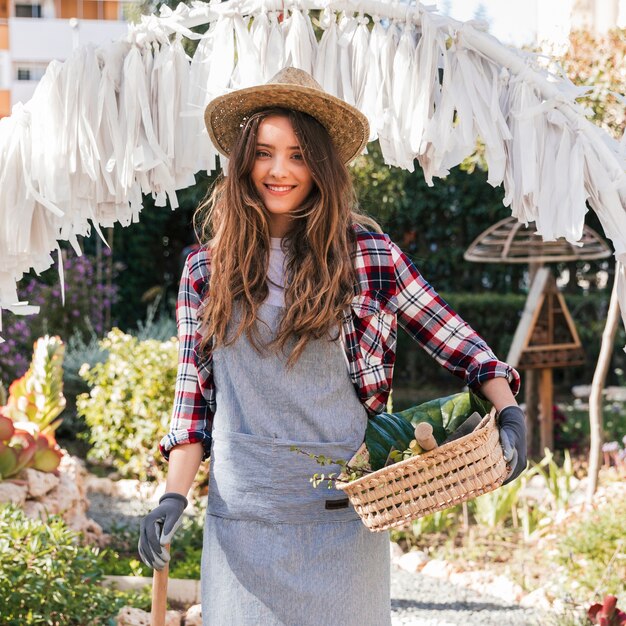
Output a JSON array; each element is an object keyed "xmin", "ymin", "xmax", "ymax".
[
  {"xmin": 314, "ymin": 8, "xmax": 339, "ymax": 95},
  {"xmin": 1, "ymin": 0, "xmax": 626, "ymax": 348},
  {"xmin": 283, "ymin": 8, "xmax": 317, "ymax": 74}
]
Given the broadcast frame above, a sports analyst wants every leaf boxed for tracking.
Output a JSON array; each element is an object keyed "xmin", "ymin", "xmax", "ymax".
[
  {"xmin": 32, "ymin": 448, "xmax": 63, "ymax": 473},
  {"xmin": 0, "ymin": 447, "xmax": 18, "ymax": 478},
  {"xmin": 395, "ymin": 391, "xmax": 492, "ymax": 441},
  {"xmin": 0, "ymin": 414, "xmax": 15, "ymax": 441}
]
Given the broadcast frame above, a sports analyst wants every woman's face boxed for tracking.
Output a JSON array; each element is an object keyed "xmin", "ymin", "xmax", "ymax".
[{"xmin": 250, "ymin": 114, "xmax": 315, "ymax": 237}]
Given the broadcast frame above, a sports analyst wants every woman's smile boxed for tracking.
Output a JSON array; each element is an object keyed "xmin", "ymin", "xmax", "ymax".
[{"xmin": 264, "ymin": 184, "xmax": 297, "ymax": 195}]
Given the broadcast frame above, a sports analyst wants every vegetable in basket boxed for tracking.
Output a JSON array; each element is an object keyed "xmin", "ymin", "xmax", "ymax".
[
  {"xmin": 364, "ymin": 391, "xmax": 492, "ymax": 471},
  {"xmin": 293, "ymin": 391, "xmax": 494, "ymax": 483}
]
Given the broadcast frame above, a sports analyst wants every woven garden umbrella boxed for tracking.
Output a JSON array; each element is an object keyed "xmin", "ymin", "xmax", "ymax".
[{"xmin": 465, "ymin": 216, "xmax": 613, "ymax": 458}]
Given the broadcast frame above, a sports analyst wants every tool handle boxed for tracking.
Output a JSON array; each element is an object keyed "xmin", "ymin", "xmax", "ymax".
[
  {"xmin": 414, "ymin": 422, "xmax": 438, "ymax": 451},
  {"xmin": 150, "ymin": 544, "xmax": 169, "ymax": 626}
]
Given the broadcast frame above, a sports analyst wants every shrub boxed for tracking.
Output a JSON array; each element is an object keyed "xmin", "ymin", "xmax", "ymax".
[
  {"xmin": 554, "ymin": 499, "xmax": 626, "ymax": 603},
  {"xmin": 76, "ymin": 328, "xmax": 178, "ymax": 481},
  {"xmin": 0, "ymin": 504, "xmax": 132, "ymax": 624}
]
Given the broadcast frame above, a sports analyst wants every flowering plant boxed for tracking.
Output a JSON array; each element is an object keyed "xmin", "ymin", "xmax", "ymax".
[{"xmin": 0, "ymin": 249, "xmax": 118, "ymax": 387}]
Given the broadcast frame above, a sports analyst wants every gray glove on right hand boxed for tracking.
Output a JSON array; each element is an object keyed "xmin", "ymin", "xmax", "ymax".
[{"xmin": 138, "ymin": 492, "xmax": 187, "ymax": 570}]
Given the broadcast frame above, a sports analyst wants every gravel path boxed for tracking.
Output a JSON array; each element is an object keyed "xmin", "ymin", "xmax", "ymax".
[
  {"xmin": 89, "ymin": 492, "xmax": 543, "ymax": 625},
  {"xmin": 390, "ymin": 566, "xmax": 542, "ymax": 626}
]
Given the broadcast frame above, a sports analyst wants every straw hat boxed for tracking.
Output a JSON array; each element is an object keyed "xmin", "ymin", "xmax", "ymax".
[{"xmin": 204, "ymin": 67, "xmax": 370, "ymax": 165}]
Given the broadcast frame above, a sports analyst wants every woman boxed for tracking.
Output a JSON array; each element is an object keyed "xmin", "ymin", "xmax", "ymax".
[{"xmin": 138, "ymin": 67, "xmax": 526, "ymax": 625}]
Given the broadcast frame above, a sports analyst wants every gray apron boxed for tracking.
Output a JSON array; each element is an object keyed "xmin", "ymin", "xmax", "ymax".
[{"xmin": 201, "ymin": 302, "xmax": 391, "ymax": 626}]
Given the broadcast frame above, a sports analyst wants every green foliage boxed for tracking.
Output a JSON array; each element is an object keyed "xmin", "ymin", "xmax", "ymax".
[
  {"xmin": 554, "ymin": 500, "xmax": 626, "ymax": 603},
  {"xmin": 3, "ymin": 335, "xmax": 66, "ymax": 435},
  {"xmin": 0, "ymin": 504, "xmax": 132, "ymax": 624},
  {"xmin": 351, "ymin": 142, "xmax": 527, "ymax": 294},
  {"xmin": 558, "ymin": 393, "xmax": 626, "ymax": 455},
  {"xmin": 101, "ymin": 513, "xmax": 204, "ymax": 581},
  {"xmin": 391, "ymin": 505, "xmax": 462, "ymax": 546},
  {"xmin": 534, "ymin": 449, "xmax": 576, "ymax": 512},
  {"xmin": 560, "ymin": 29, "xmax": 626, "ymax": 141},
  {"xmin": 365, "ymin": 411, "xmax": 417, "ymax": 471},
  {"xmin": 107, "ymin": 171, "xmax": 214, "ymax": 332},
  {"xmin": 77, "ymin": 328, "xmax": 178, "ymax": 481},
  {"xmin": 471, "ymin": 479, "xmax": 525, "ymax": 529}
]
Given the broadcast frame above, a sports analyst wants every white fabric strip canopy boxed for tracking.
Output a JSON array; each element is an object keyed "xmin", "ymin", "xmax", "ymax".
[{"xmin": 1, "ymin": 0, "xmax": 625, "ymax": 344}]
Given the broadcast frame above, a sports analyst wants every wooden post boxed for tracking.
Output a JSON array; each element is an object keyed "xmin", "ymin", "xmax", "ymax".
[
  {"xmin": 587, "ymin": 274, "xmax": 620, "ymax": 503},
  {"xmin": 525, "ymin": 262, "xmax": 542, "ymax": 458},
  {"xmin": 538, "ymin": 368, "xmax": 553, "ymax": 452}
]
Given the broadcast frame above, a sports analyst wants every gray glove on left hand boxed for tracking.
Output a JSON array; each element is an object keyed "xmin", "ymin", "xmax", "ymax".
[
  {"xmin": 498, "ymin": 405, "xmax": 528, "ymax": 485},
  {"xmin": 138, "ymin": 492, "xmax": 187, "ymax": 570}
]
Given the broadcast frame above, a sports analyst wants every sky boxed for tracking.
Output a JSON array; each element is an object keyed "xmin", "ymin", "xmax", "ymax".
[{"xmin": 436, "ymin": 0, "xmax": 626, "ymax": 48}]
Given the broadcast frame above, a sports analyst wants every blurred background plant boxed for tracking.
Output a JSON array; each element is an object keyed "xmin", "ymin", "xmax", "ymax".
[
  {"xmin": 0, "ymin": 335, "xmax": 67, "ymax": 479},
  {"xmin": 100, "ymin": 506, "xmax": 204, "ymax": 580},
  {"xmin": 76, "ymin": 327, "xmax": 178, "ymax": 481},
  {"xmin": 0, "ymin": 248, "xmax": 119, "ymax": 389},
  {"xmin": 0, "ymin": 504, "xmax": 151, "ymax": 623}
]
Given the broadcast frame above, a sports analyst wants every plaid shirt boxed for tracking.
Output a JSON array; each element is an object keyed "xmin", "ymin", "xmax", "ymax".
[{"xmin": 159, "ymin": 227, "xmax": 520, "ymax": 460}]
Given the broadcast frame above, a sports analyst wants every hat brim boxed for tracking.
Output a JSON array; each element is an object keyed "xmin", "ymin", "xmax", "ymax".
[{"xmin": 204, "ymin": 83, "xmax": 369, "ymax": 165}]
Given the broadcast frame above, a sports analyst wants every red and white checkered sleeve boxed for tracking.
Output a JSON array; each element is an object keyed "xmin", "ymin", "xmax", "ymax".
[
  {"xmin": 159, "ymin": 254, "xmax": 213, "ymax": 461},
  {"xmin": 388, "ymin": 237, "xmax": 520, "ymax": 395}
]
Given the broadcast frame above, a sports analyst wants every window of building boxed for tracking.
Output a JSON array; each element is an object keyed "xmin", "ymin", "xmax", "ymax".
[
  {"xmin": 14, "ymin": 3, "xmax": 42, "ymax": 17},
  {"xmin": 16, "ymin": 66, "xmax": 47, "ymax": 81}
]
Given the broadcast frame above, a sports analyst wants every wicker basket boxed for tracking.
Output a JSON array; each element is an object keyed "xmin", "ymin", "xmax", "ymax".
[{"xmin": 335, "ymin": 410, "xmax": 507, "ymax": 532}]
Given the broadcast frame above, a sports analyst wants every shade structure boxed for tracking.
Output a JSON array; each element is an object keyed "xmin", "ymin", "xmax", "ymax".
[
  {"xmin": 0, "ymin": 0, "xmax": 625, "ymax": 346},
  {"xmin": 464, "ymin": 217, "xmax": 612, "ymax": 264}
]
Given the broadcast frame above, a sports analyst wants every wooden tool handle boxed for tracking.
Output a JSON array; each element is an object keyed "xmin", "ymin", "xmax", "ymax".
[
  {"xmin": 414, "ymin": 423, "xmax": 438, "ymax": 451},
  {"xmin": 150, "ymin": 544, "xmax": 170, "ymax": 626}
]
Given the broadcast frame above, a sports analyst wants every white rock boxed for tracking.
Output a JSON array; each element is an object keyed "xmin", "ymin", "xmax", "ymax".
[
  {"xmin": 421, "ymin": 559, "xmax": 454, "ymax": 579},
  {"xmin": 24, "ymin": 468, "xmax": 60, "ymax": 498},
  {"xmin": 484, "ymin": 575, "xmax": 524, "ymax": 604},
  {"xmin": 184, "ymin": 604, "xmax": 202, "ymax": 626},
  {"xmin": 112, "ymin": 478, "xmax": 156, "ymax": 501},
  {"xmin": 0, "ymin": 482, "xmax": 28, "ymax": 506},
  {"xmin": 520, "ymin": 587, "xmax": 553, "ymax": 610},
  {"xmin": 63, "ymin": 509, "xmax": 109, "ymax": 546},
  {"xmin": 49, "ymin": 471, "xmax": 82, "ymax": 514},
  {"xmin": 397, "ymin": 550, "xmax": 429, "ymax": 572},
  {"xmin": 389, "ymin": 541, "xmax": 403, "ymax": 562},
  {"xmin": 116, "ymin": 607, "xmax": 180, "ymax": 626},
  {"xmin": 117, "ymin": 606, "xmax": 150, "ymax": 626},
  {"xmin": 165, "ymin": 610, "xmax": 182, "ymax": 626},
  {"xmin": 449, "ymin": 569, "xmax": 493, "ymax": 589},
  {"xmin": 23, "ymin": 500, "xmax": 53, "ymax": 520},
  {"xmin": 85, "ymin": 474, "xmax": 116, "ymax": 496}
]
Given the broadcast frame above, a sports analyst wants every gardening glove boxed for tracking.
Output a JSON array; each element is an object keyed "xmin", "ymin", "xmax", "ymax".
[
  {"xmin": 498, "ymin": 405, "xmax": 527, "ymax": 485},
  {"xmin": 138, "ymin": 492, "xmax": 187, "ymax": 570}
]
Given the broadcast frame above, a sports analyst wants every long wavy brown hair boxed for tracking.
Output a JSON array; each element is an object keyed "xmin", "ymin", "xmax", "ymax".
[{"xmin": 195, "ymin": 107, "xmax": 381, "ymax": 365}]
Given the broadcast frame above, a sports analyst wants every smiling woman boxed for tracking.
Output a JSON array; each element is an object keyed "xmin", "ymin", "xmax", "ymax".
[
  {"xmin": 250, "ymin": 114, "xmax": 314, "ymax": 237},
  {"xmin": 138, "ymin": 67, "xmax": 524, "ymax": 626}
]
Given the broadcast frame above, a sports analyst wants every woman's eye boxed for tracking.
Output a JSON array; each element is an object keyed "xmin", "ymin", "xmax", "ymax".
[
  {"xmin": 256, "ymin": 150, "xmax": 270, "ymax": 158},
  {"xmin": 292, "ymin": 153, "xmax": 304, "ymax": 160}
]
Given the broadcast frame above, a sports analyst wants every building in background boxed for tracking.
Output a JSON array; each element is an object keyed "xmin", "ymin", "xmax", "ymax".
[{"xmin": 0, "ymin": 0, "xmax": 140, "ymax": 117}]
